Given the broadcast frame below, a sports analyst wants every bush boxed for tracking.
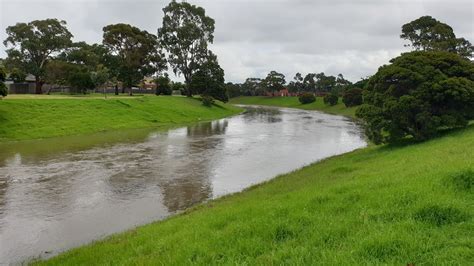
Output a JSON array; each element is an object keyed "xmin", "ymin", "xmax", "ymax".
[
  {"xmin": 298, "ymin": 92, "xmax": 316, "ymax": 104},
  {"xmin": 155, "ymin": 75, "xmax": 172, "ymax": 95},
  {"xmin": 324, "ymin": 94, "xmax": 339, "ymax": 106},
  {"xmin": 0, "ymin": 67, "xmax": 7, "ymax": 97},
  {"xmin": 342, "ymin": 88, "xmax": 363, "ymax": 107},
  {"xmin": 356, "ymin": 51, "xmax": 474, "ymax": 144},
  {"xmin": 201, "ymin": 95, "xmax": 215, "ymax": 107}
]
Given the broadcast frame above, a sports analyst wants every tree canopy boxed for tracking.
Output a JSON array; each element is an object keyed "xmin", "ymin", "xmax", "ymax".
[
  {"xmin": 158, "ymin": 0, "xmax": 215, "ymax": 96},
  {"xmin": 103, "ymin": 23, "xmax": 166, "ymax": 95},
  {"xmin": 3, "ymin": 18, "xmax": 73, "ymax": 93},
  {"xmin": 356, "ymin": 51, "xmax": 474, "ymax": 144},
  {"xmin": 401, "ymin": 16, "xmax": 473, "ymax": 58},
  {"xmin": 261, "ymin": 71, "xmax": 286, "ymax": 94},
  {"xmin": 189, "ymin": 52, "xmax": 228, "ymax": 102}
]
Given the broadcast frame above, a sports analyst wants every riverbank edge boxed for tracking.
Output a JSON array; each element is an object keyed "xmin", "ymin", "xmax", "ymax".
[{"xmin": 0, "ymin": 96, "xmax": 244, "ymax": 143}]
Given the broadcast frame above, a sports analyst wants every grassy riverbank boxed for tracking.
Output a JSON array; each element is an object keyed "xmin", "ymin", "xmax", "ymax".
[
  {"xmin": 0, "ymin": 95, "xmax": 242, "ymax": 142},
  {"xmin": 230, "ymin": 96, "xmax": 357, "ymax": 118},
  {"xmin": 39, "ymin": 124, "xmax": 474, "ymax": 265}
]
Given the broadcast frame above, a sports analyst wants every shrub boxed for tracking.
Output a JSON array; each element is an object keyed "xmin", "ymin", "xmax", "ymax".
[
  {"xmin": 342, "ymin": 88, "xmax": 363, "ymax": 107},
  {"xmin": 155, "ymin": 75, "xmax": 172, "ymax": 95},
  {"xmin": 0, "ymin": 67, "xmax": 7, "ymax": 97},
  {"xmin": 298, "ymin": 92, "xmax": 316, "ymax": 104},
  {"xmin": 201, "ymin": 95, "xmax": 215, "ymax": 107},
  {"xmin": 324, "ymin": 94, "xmax": 339, "ymax": 106},
  {"xmin": 356, "ymin": 51, "xmax": 474, "ymax": 144}
]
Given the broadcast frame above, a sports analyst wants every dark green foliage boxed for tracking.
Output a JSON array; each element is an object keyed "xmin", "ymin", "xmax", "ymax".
[
  {"xmin": 356, "ymin": 51, "xmax": 474, "ymax": 144},
  {"xmin": 401, "ymin": 16, "xmax": 473, "ymax": 58},
  {"xmin": 225, "ymin": 82, "xmax": 242, "ymax": 98},
  {"xmin": 155, "ymin": 75, "xmax": 172, "ymax": 95},
  {"xmin": 414, "ymin": 205, "xmax": 468, "ymax": 226},
  {"xmin": 3, "ymin": 19, "xmax": 73, "ymax": 94},
  {"xmin": 0, "ymin": 66, "xmax": 7, "ymax": 97},
  {"xmin": 103, "ymin": 23, "xmax": 166, "ymax": 95},
  {"xmin": 323, "ymin": 93, "xmax": 338, "ymax": 106},
  {"xmin": 342, "ymin": 88, "xmax": 363, "ymax": 107},
  {"xmin": 201, "ymin": 95, "xmax": 214, "ymax": 107},
  {"xmin": 9, "ymin": 68, "xmax": 26, "ymax": 83},
  {"xmin": 298, "ymin": 93, "xmax": 316, "ymax": 104},
  {"xmin": 261, "ymin": 71, "xmax": 286, "ymax": 94},
  {"xmin": 189, "ymin": 53, "xmax": 228, "ymax": 102},
  {"xmin": 158, "ymin": 1, "xmax": 215, "ymax": 95}
]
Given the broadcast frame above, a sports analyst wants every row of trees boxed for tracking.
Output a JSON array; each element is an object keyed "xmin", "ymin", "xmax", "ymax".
[
  {"xmin": 226, "ymin": 71, "xmax": 357, "ymax": 98},
  {"xmin": 1, "ymin": 1, "xmax": 228, "ymax": 102}
]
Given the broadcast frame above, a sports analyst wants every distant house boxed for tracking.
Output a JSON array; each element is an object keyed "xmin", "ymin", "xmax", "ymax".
[{"xmin": 265, "ymin": 88, "xmax": 295, "ymax": 97}]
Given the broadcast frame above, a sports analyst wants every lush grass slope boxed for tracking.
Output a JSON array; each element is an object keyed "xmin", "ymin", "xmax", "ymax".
[
  {"xmin": 230, "ymin": 96, "xmax": 357, "ymax": 118},
  {"xmin": 0, "ymin": 95, "xmax": 242, "ymax": 141},
  {"xmin": 39, "ymin": 125, "xmax": 474, "ymax": 265}
]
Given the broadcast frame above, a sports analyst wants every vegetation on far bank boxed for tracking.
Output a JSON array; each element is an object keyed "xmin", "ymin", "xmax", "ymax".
[
  {"xmin": 0, "ymin": 95, "xmax": 242, "ymax": 142},
  {"xmin": 230, "ymin": 96, "xmax": 357, "ymax": 118},
  {"xmin": 39, "ymin": 125, "xmax": 474, "ymax": 265}
]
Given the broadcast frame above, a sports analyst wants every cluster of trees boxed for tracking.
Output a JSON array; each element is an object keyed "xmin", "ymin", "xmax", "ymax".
[
  {"xmin": 226, "ymin": 71, "xmax": 358, "ymax": 100},
  {"xmin": 356, "ymin": 16, "xmax": 474, "ymax": 144},
  {"xmin": 1, "ymin": 1, "xmax": 228, "ymax": 102}
]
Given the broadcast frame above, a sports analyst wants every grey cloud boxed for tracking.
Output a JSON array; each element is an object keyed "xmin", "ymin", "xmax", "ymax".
[{"xmin": 1, "ymin": 0, "xmax": 472, "ymax": 83}]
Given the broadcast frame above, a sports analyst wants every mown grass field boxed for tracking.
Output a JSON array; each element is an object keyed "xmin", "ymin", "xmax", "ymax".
[
  {"xmin": 0, "ymin": 95, "xmax": 242, "ymax": 142},
  {"xmin": 39, "ymin": 124, "xmax": 474, "ymax": 265},
  {"xmin": 230, "ymin": 96, "xmax": 357, "ymax": 118}
]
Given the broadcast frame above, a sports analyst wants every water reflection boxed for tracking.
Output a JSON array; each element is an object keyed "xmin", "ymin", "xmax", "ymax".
[{"xmin": 0, "ymin": 106, "xmax": 366, "ymax": 264}]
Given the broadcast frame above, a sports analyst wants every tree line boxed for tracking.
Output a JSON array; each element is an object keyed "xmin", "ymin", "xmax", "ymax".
[{"xmin": 1, "ymin": 1, "xmax": 228, "ymax": 102}]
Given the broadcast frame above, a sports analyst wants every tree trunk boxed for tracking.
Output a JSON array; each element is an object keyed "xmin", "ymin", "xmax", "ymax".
[
  {"xmin": 35, "ymin": 77, "xmax": 43, "ymax": 94},
  {"xmin": 128, "ymin": 87, "xmax": 133, "ymax": 96},
  {"xmin": 114, "ymin": 85, "xmax": 119, "ymax": 95}
]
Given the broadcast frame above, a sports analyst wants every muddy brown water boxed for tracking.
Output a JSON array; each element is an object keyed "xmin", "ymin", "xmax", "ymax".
[{"xmin": 0, "ymin": 106, "xmax": 366, "ymax": 264}]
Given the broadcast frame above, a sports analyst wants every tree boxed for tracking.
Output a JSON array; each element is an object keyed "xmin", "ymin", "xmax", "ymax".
[
  {"xmin": 288, "ymin": 72, "xmax": 304, "ymax": 93},
  {"xmin": 342, "ymin": 88, "xmax": 363, "ymax": 107},
  {"xmin": 158, "ymin": 0, "xmax": 215, "ymax": 96},
  {"xmin": 324, "ymin": 93, "xmax": 339, "ymax": 106},
  {"xmin": 189, "ymin": 52, "xmax": 228, "ymax": 102},
  {"xmin": 155, "ymin": 74, "xmax": 172, "ymax": 95},
  {"xmin": 401, "ymin": 16, "xmax": 473, "ymax": 58},
  {"xmin": 261, "ymin": 71, "xmax": 286, "ymax": 95},
  {"xmin": 103, "ymin": 23, "xmax": 166, "ymax": 96},
  {"xmin": 303, "ymin": 73, "xmax": 317, "ymax": 92},
  {"xmin": 226, "ymin": 82, "xmax": 242, "ymax": 98},
  {"xmin": 0, "ymin": 66, "xmax": 7, "ymax": 97},
  {"xmin": 3, "ymin": 19, "xmax": 73, "ymax": 94},
  {"xmin": 9, "ymin": 68, "xmax": 26, "ymax": 83},
  {"xmin": 356, "ymin": 51, "xmax": 474, "ymax": 144},
  {"xmin": 298, "ymin": 93, "xmax": 316, "ymax": 104},
  {"xmin": 242, "ymin": 78, "xmax": 263, "ymax": 96},
  {"xmin": 315, "ymin": 72, "xmax": 337, "ymax": 92}
]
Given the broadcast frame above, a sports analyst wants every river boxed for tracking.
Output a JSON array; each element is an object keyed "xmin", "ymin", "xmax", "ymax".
[{"xmin": 0, "ymin": 106, "xmax": 366, "ymax": 264}]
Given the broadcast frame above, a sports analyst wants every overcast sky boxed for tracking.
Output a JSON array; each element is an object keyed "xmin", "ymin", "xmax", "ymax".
[{"xmin": 0, "ymin": 0, "xmax": 473, "ymax": 83}]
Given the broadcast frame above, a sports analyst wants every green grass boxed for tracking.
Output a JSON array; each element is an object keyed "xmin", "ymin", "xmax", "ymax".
[
  {"xmin": 38, "ymin": 125, "xmax": 474, "ymax": 265},
  {"xmin": 230, "ymin": 96, "xmax": 357, "ymax": 118},
  {"xmin": 0, "ymin": 95, "xmax": 242, "ymax": 142}
]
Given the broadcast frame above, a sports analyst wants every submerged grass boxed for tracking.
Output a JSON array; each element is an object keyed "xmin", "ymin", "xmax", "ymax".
[
  {"xmin": 230, "ymin": 96, "xmax": 358, "ymax": 118},
  {"xmin": 0, "ymin": 95, "xmax": 242, "ymax": 142},
  {"xmin": 38, "ymin": 125, "xmax": 474, "ymax": 265}
]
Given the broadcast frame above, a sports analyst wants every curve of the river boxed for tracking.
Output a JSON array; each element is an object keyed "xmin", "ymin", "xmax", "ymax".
[{"xmin": 0, "ymin": 106, "xmax": 366, "ymax": 264}]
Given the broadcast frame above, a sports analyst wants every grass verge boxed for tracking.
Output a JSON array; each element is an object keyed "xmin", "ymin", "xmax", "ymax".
[
  {"xmin": 0, "ymin": 95, "xmax": 242, "ymax": 142},
  {"xmin": 38, "ymin": 125, "xmax": 474, "ymax": 265}
]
